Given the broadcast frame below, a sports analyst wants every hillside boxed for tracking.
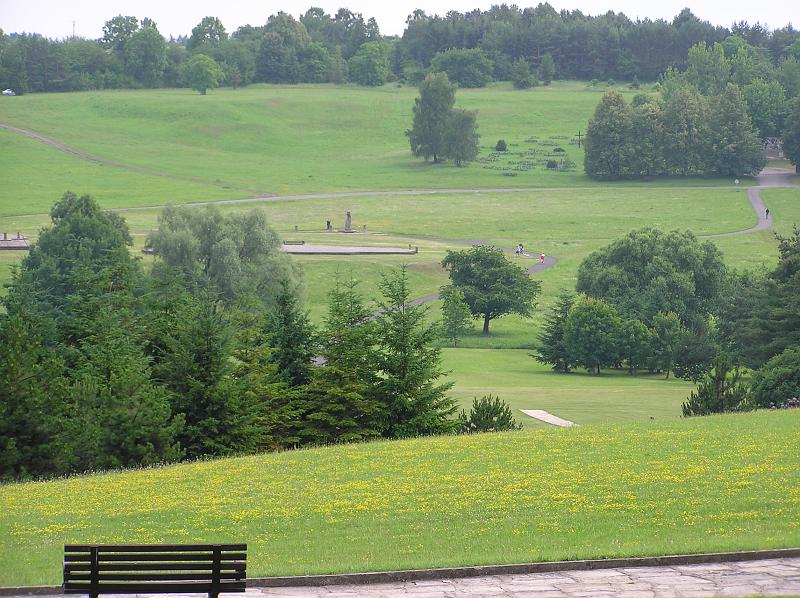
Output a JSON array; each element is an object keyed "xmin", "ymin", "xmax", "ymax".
[{"xmin": 2, "ymin": 410, "xmax": 798, "ymax": 586}]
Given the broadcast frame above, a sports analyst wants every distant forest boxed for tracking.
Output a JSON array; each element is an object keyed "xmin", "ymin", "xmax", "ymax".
[{"xmin": 1, "ymin": 4, "xmax": 799, "ymax": 93}]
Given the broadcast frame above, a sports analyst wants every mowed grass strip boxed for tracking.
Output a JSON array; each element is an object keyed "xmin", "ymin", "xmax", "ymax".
[{"xmin": 1, "ymin": 410, "xmax": 797, "ymax": 586}]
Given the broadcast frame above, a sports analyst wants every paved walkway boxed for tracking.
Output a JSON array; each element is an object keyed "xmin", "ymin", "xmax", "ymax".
[
  {"xmin": 11, "ymin": 557, "xmax": 799, "ymax": 597},
  {"xmin": 520, "ymin": 409, "xmax": 577, "ymax": 427},
  {"xmin": 281, "ymin": 244, "xmax": 417, "ymax": 255},
  {"xmin": 250, "ymin": 557, "xmax": 800, "ymax": 596}
]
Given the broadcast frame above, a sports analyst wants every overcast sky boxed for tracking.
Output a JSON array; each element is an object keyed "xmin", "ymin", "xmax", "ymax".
[{"xmin": 2, "ymin": 0, "xmax": 797, "ymax": 40}]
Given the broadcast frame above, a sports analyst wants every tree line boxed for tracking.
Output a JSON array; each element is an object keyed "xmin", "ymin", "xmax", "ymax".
[
  {"xmin": 0, "ymin": 194, "xmax": 470, "ymax": 481},
  {"xmin": 3, "ymin": 6, "xmax": 800, "ymax": 94},
  {"xmin": 0, "ymin": 10, "xmax": 385, "ymax": 93},
  {"xmin": 584, "ymin": 36, "xmax": 800, "ymax": 179},
  {"xmin": 0, "ymin": 193, "xmax": 534, "ymax": 481},
  {"xmin": 535, "ymin": 226, "xmax": 800, "ymax": 415}
]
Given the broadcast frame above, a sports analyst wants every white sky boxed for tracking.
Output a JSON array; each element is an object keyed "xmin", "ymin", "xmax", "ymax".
[{"xmin": 1, "ymin": 0, "xmax": 797, "ymax": 40}]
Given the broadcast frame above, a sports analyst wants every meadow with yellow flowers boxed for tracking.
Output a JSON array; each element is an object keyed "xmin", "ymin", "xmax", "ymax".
[{"xmin": 1, "ymin": 409, "xmax": 798, "ymax": 586}]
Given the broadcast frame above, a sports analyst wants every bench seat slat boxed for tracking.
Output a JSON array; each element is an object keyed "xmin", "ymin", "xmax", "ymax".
[
  {"xmin": 65, "ymin": 544, "xmax": 246, "ymax": 552},
  {"xmin": 94, "ymin": 553, "xmax": 246, "ymax": 562},
  {"xmin": 64, "ymin": 581, "xmax": 246, "ymax": 594},
  {"xmin": 65, "ymin": 572, "xmax": 244, "ymax": 581},
  {"xmin": 65, "ymin": 562, "xmax": 245, "ymax": 572}
]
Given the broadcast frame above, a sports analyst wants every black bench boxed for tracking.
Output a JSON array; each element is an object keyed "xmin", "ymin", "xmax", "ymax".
[
  {"xmin": 63, "ymin": 544, "xmax": 246, "ymax": 598},
  {"xmin": 282, "ymin": 240, "xmax": 305, "ymax": 245}
]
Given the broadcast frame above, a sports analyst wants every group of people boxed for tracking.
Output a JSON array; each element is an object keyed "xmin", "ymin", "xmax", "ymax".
[{"xmin": 515, "ymin": 243, "xmax": 546, "ymax": 264}]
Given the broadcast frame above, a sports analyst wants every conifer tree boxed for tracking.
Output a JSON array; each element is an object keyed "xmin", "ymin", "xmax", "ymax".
[
  {"xmin": 264, "ymin": 279, "xmax": 316, "ymax": 387},
  {"xmin": 374, "ymin": 267, "xmax": 458, "ymax": 437},
  {"xmin": 682, "ymin": 355, "xmax": 750, "ymax": 416},
  {"xmin": 535, "ymin": 290, "xmax": 576, "ymax": 372}
]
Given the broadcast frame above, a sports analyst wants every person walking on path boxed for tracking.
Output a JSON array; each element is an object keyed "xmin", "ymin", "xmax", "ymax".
[
  {"xmin": 539, "ymin": 253, "xmax": 546, "ymax": 264},
  {"xmin": 766, "ymin": 208, "xmax": 770, "ymax": 219}
]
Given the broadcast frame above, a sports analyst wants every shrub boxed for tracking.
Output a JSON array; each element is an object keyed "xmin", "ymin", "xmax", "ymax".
[
  {"xmin": 495, "ymin": 139, "xmax": 507, "ymax": 151},
  {"xmin": 546, "ymin": 159, "xmax": 558, "ymax": 169},
  {"xmin": 607, "ymin": 78, "xmax": 616, "ymax": 86},
  {"xmin": 458, "ymin": 395, "xmax": 522, "ymax": 433},
  {"xmin": 750, "ymin": 347, "xmax": 800, "ymax": 408}
]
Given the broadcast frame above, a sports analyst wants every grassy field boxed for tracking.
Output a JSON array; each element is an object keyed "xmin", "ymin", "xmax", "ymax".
[
  {"xmin": 0, "ymin": 184, "xmax": 778, "ymax": 350},
  {"xmin": 0, "ymin": 82, "xmax": 750, "ymax": 217},
  {"xmin": 443, "ymin": 349, "xmax": 694, "ymax": 428},
  {"xmin": 1, "ymin": 409, "xmax": 797, "ymax": 586}
]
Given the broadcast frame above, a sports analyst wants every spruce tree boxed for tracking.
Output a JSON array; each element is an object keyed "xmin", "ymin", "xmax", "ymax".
[
  {"xmin": 374, "ymin": 267, "xmax": 458, "ymax": 437},
  {"xmin": 264, "ymin": 279, "xmax": 316, "ymax": 387},
  {"xmin": 535, "ymin": 290, "xmax": 576, "ymax": 372}
]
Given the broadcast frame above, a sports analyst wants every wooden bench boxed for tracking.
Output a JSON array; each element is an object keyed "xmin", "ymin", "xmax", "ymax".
[{"xmin": 63, "ymin": 544, "xmax": 246, "ymax": 598}]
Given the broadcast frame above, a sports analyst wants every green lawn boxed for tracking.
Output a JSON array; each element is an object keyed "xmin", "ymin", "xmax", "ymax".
[
  {"xmin": 443, "ymin": 349, "xmax": 694, "ymax": 428},
  {"xmin": 0, "ymin": 82, "xmax": 750, "ymax": 217},
  {"xmin": 0, "ymin": 129, "xmax": 238, "ymax": 217},
  {"xmin": 1, "ymin": 410, "xmax": 797, "ymax": 586}
]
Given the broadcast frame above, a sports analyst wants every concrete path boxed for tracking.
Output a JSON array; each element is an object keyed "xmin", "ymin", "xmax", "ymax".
[
  {"xmin": 9, "ymin": 557, "xmax": 800, "ymax": 597},
  {"xmin": 702, "ymin": 186, "xmax": 770, "ymax": 239},
  {"xmin": 520, "ymin": 409, "xmax": 577, "ymax": 427},
  {"xmin": 281, "ymin": 244, "xmax": 417, "ymax": 255},
  {"xmin": 249, "ymin": 557, "xmax": 800, "ymax": 597}
]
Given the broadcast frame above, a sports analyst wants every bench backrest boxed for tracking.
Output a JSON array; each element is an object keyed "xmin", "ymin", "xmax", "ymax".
[{"xmin": 64, "ymin": 544, "xmax": 246, "ymax": 596}]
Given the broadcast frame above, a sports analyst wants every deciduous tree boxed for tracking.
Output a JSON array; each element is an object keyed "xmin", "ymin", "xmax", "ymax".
[
  {"xmin": 563, "ymin": 296, "xmax": 622, "ymax": 375},
  {"xmin": 440, "ymin": 284, "xmax": 473, "ymax": 346},
  {"xmin": 442, "ymin": 245, "xmax": 540, "ymax": 334},
  {"xmin": 183, "ymin": 53, "xmax": 223, "ymax": 94},
  {"xmin": 443, "ymin": 108, "xmax": 479, "ymax": 166},
  {"xmin": 407, "ymin": 72, "xmax": 456, "ymax": 163}
]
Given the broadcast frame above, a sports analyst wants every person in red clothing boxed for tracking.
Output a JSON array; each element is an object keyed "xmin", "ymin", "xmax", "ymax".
[{"xmin": 539, "ymin": 253, "xmax": 545, "ymax": 264}]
